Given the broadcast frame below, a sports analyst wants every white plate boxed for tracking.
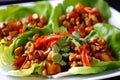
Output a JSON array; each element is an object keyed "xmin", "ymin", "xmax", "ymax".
[{"xmin": 0, "ymin": 1, "xmax": 120, "ymax": 80}]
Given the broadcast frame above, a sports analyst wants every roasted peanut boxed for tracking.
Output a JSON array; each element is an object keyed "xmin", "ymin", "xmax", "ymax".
[
  {"xmin": 90, "ymin": 14, "xmax": 98, "ymax": 24},
  {"xmin": 25, "ymin": 41, "xmax": 34, "ymax": 53},
  {"xmin": 85, "ymin": 26, "xmax": 93, "ymax": 34},
  {"xmin": 28, "ymin": 54, "xmax": 35, "ymax": 60},
  {"xmin": 59, "ymin": 14, "xmax": 66, "ymax": 25},
  {"xmin": 32, "ymin": 14, "xmax": 39, "ymax": 20},
  {"xmin": 92, "ymin": 7, "xmax": 99, "ymax": 14},
  {"xmin": 14, "ymin": 47, "xmax": 23, "ymax": 57},
  {"xmin": 9, "ymin": 31, "xmax": 18, "ymax": 37},
  {"xmin": 42, "ymin": 69, "xmax": 47, "ymax": 76},
  {"xmin": 23, "ymin": 61, "xmax": 31, "ymax": 69},
  {"xmin": 75, "ymin": 3, "xmax": 83, "ymax": 9},
  {"xmin": 40, "ymin": 15, "xmax": 46, "ymax": 24},
  {"xmin": 47, "ymin": 51, "xmax": 56, "ymax": 61},
  {"xmin": 70, "ymin": 18, "xmax": 75, "ymax": 25},
  {"xmin": 63, "ymin": 20, "xmax": 71, "ymax": 28},
  {"xmin": 32, "ymin": 34, "xmax": 40, "ymax": 41}
]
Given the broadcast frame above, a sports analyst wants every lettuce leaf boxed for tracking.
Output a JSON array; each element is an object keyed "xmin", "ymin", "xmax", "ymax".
[
  {"xmin": 49, "ymin": 3, "xmax": 63, "ymax": 32},
  {"xmin": 91, "ymin": 60, "xmax": 120, "ymax": 70},
  {"xmin": 62, "ymin": 23, "xmax": 120, "ymax": 75},
  {"xmin": 68, "ymin": 66, "xmax": 106, "ymax": 74},
  {"xmin": 84, "ymin": 23, "xmax": 120, "ymax": 71},
  {"xmin": 50, "ymin": 0, "xmax": 111, "ymax": 33},
  {"xmin": 0, "ymin": 40, "xmax": 15, "ymax": 67},
  {"xmin": 85, "ymin": 0, "xmax": 111, "ymax": 20},
  {"xmin": 0, "ymin": 1, "xmax": 53, "ymax": 75},
  {"xmin": 0, "ymin": 40, "xmax": 15, "ymax": 74},
  {"xmin": 0, "ymin": 27, "xmax": 52, "ymax": 76},
  {"xmin": 0, "ymin": 1, "xmax": 52, "ymax": 21},
  {"xmin": 7, "ymin": 63, "xmax": 44, "ymax": 76},
  {"xmin": 14, "ymin": 25, "xmax": 53, "ymax": 49},
  {"xmin": 86, "ymin": 23, "xmax": 120, "ymax": 60},
  {"xmin": 63, "ymin": 0, "xmax": 111, "ymax": 20}
]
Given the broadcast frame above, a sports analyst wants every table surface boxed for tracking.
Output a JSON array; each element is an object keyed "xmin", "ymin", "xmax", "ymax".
[{"xmin": 0, "ymin": 0, "xmax": 120, "ymax": 80}]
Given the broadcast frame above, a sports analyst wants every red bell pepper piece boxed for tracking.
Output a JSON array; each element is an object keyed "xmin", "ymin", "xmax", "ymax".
[
  {"xmin": 64, "ymin": 32, "xmax": 71, "ymax": 36},
  {"xmin": 38, "ymin": 50, "xmax": 44, "ymax": 58},
  {"xmin": 13, "ymin": 56, "xmax": 26, "ymax": 68},
  {"xmin": 55, "ymin": 32, "xmax": 60, "ymax": 35},
  {"xmin": 19, "ymin": 28, "xmax": 24, "ymax": 34},
  {"xmin": 28, "ymin": 15, "xmax": 33, "ymax": 22},
  {"xmin": 39, "ymin": 22, "xmax": 43, "ymax": 28},
  {"xmin": 34, "ymin": 35, "xmax": 62, "ymax": 48},
  {"xmin": 84, "ymin": 7, "xmax": 93, "ymax": 13},
  {"xmin": 68, "ymin": 11, "xmax": 78, "ymax": 18},
  {"xmin": 81, "ymin": 44, "xmax": 91, "ymax": 66},
  {"xmin": 75, "ymin": 5, "xmax": 84, "ymax": 13},
  {"xmin": 19, "ymin": 56, "xmax": 29, "ymax": 70}
]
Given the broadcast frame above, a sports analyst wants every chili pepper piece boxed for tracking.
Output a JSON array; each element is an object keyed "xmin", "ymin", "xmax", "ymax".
[
  {"xmin": 81, "ymin": 44, "xmax": 91, "ymax": 66},
  {"xmin": 75, "ymin": 5, "xmax": 84, "ymax": 13},
  {"xmin": 68, "ymin": 11, "xmax": 78, "ymax": 18},
  {"xmin": 19, "ymin": 28, "xmax": 24, "ymax": 34},
  {"xmin": 39, "ymin": 22, "xmax": 43, "ymax": 28},
  {"xmin": 38, "ymin": 50, "xmax": 44, "ymax": 58},
  {"xmin": 84, "ymin": 7, "xmax": 93, "ymax": 14},
  {"xmin": 13, "ymin": 56, "xmax": 26, "ymax": 68},
  {"xmin": 34, "ymin": 35, "xmax": 62, "ymax": 49}
]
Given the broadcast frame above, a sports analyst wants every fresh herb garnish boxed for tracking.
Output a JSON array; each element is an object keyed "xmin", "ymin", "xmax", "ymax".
[
  {"xmin": 70, "ymin": 31, "xmax": 88, "ymax": 45},
  {"xmin": 57, "ymin": 37, "xmax": 69, "ymax": 48},
  {"xmin": 62, "ymin": 53, "xmax": 69, "ymax": 57},
  {"xmin": 52, "ymin": 53, "xmax": 66, "ymax": 66},
  {"xmin": 52, "ymin": 31, "xmax": 88, "ymax": 66},
  {"xmin": 52, "ymin": 44, "xmax": 60, "ymax": 53},
  {"xmin": 52, "ymin": 37, "xmax": 70, "ymax": 66},
  {"xmin": 61, "ymin": 46, "xmax": 70, "ymax": 52}
]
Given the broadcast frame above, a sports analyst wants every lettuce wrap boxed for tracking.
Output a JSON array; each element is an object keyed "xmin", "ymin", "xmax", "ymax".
[
  {"xmin": 0, "ymin": 27, "xmax": 53, "ymax": 76},
  {"xmin": 49, "ymin": 0, "xmax": 111, "ymax": 33},
  {"xmin": 0, "ymin": 1, "xmax": 53, "ymax": 76},
  {"xmin": 68, "ymin": 23, "xmax": 120, "ymax": 75},
  {"xmin": 0, "ymin": 1, "xmax": 52, "ymax": 22},
  {"xmin": 0, "ymin": 1, "xmax": 53, "ymax": 46}
]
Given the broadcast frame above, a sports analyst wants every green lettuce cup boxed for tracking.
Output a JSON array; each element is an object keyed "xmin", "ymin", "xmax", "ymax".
[
  {"xmin": 50, "ymin": 0, "xmax": 111, "ymax": 35},
  {"xmin": 68, "ymin": 23, "xmax": 120, "ymax": 75},
  {"xmin": 0, "ymin": 1, "xmax": 53, "ymax": 46}
]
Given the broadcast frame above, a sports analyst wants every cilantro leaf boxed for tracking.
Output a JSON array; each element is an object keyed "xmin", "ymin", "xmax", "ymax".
[
  {"xmin": 58, "ymin": 37, "xmax": 69, "ymax": 47},
  {"xmin": 52, "ymin": 44, "xmax": 60, "ymax": 53},
  {"xmin": 52, "ymin": 54, "xmax": 67, "ymax": 66},
  {"xmin": 62, "ymin": 53, "xmax": 69, "ymax": 57},
  {"xmin": 72, "ymin": 31, "xmax": 80, "ymax": 39},
  {"xmin": 61, "ymin": 46, "xmax": 70, "ymax": 52},
  {"xmin": 79, "ymin": 38, "xmax": 88, "ymax": 45},
  {"xmin": 71, "ymin": 39, "xmax": 80, "ymax": 47},
  {"xmin": 52, "ymin": 54, "xmax": 62, "ymax": 63},
  {"xmin": 59, "ymin": 60, "xmax": 66, "ymax": 66}
]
